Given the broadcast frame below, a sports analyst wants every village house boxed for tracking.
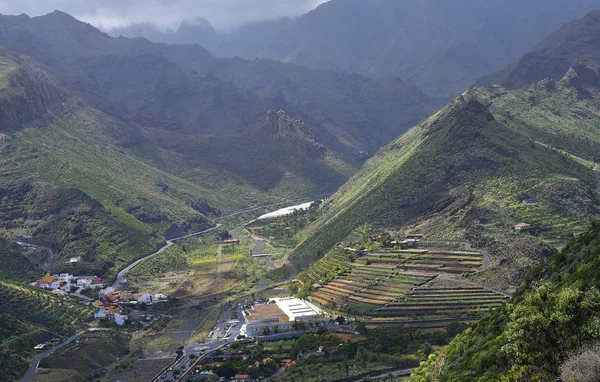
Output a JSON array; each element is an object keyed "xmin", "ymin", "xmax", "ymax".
[
  {"xmin": 37, "ymin": 275, "xmax": 55, "ymax": 289},
  {"xmin": 114, "ymin": 313, "xmax": 128, "ymax": 326},
  {"xmin": 77, "ymin": 278, "xmax": 92, "ymax": 287},
  {"xmin": 233, "ymin": 375, "xmax": 251, "ymax": 382},
  {"xmin": 94, "ymin": 309, "xmax": 107, "ymax": 320},
  {"xmin": 92, "ymin": 276, "xmax": 104, "ymax": 287},
  {"xmin": 58, "ymin": 273, "xmax": 73, "ymax": 282},
  {"xmin": 69, "ymin": 256, "xmax": 82, "ymax": 263},
  {"xmin": 137, "ymin": 293, "xmax": 153, "ymax": 304},
  {"xmin": 514, "ymin": 222, "xmax": 533, "ymax": 231}
]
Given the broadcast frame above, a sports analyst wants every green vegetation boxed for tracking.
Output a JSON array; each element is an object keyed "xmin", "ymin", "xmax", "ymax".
[
  {"xmin": 292, "ymin": 71, "xmax": 600, "ymax": 292},
  {"xmin": 129, "ymin": 233, "xmax": 267, "ymax": 298},
  {"xmin": 410, "ymin": 220, "xmax": 600, "ymax": 381},
  {"xmin": 306, "ymin": 245, "xmax": 507, "ymax": 330},
  {"xmin": 39, "ymin": 330, "xmax": 130, "ymax": 381},
  {"xmin": 0, "ymin": 280, "xmax": 93, "ymax": 381},
  {"xmin": 248, "ymin": 200, "xmax": 323, "ymax": 247},
  {"xmin": 0, "ymin": 239, "xmax": 43, "ymax": 282}
]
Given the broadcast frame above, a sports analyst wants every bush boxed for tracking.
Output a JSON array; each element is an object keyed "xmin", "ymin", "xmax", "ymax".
[{"xmin": 560, "ymin": 342, "xmax": 600, "ymax": 382}]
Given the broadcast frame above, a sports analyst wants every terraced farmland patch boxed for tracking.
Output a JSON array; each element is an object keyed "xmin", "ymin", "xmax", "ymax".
[
  {"xmin": 368, "ymin": 282, "xmax": 509, "ymax": 328},
  {"xmin": 309, "ymin": 248, "xmax": 508, "ymax": 325}
]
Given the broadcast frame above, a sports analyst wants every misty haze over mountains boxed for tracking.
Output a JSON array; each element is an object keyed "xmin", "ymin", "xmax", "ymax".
[
  {"xmin": 102, "ymin": 0, "xmax": 600, "ymax": 98},
  {"xmin": 4, "ymin": 1, "xmax": 600, "ymax": 381}
]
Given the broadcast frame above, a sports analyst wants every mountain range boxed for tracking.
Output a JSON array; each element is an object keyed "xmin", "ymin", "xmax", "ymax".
[
  {"xmin": 2, "ymin": 4, "xmax": 600, "ymax": 381},
  {"xmin": 0, "ymin": 10, "xmax": 444, "ymax": 278},
  {"xmin": 292, "ymin": 10, "xmax": 600, "ymax": 294},
  {"xmin": 107, "ymin": 0, "xmax": 600, "ymax": 99}
]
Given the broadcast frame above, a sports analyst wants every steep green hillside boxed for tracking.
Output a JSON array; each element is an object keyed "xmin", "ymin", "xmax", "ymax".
[
  {"xmin": 0, "ymin": 44, "xmax": 358, "ymax": 280},
  {"xmin": 0, "ymin": 238, "xmax": 43, "ymax": 282},
  {"xmin": 292, "ymin": 68, "xmax": 600, "ymax": 290},
  {"xmin": 136, "ymin": 110, "xmax": 358, "ymax": 196},
  {"xmin": 0, "ymin": 280, "xmax": 94, "ymax": 381},
  {"xmin": 410, "ymin": 221, "xmax": 600, "ymax": 382},
  {"xmin": 0, "ymin": 49, "xmax": 273, "ymax": 279}
]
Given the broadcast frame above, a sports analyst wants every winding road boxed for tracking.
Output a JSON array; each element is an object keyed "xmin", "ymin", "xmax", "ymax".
[
  {"xmin": 112, "ymin": 224, "xmax": 222, "ymax": 290},
  {"xmin": 19, "ymin": 329, "xmax": 108, "ymax": 382}
]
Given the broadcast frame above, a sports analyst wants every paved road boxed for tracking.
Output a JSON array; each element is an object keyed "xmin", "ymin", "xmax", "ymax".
[
  {"xmin": 370, "ymin": 368, "xmax": 414, "ymax": 380},
  {"xmin": 19, "ymin": 329, "xmax": 107, "ymax": 382},
  {"xmin": 112, "ymin": 224, "xmax": 222, "ymax": 289}
]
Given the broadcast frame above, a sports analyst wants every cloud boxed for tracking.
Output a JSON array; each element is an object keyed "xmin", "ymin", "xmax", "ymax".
[{"xmin": 0, "ymin": 0, "xmax": 328, "ymax": 31}]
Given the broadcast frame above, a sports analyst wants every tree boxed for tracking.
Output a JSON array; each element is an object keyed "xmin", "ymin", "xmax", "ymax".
[
  {"xmin": 220, "ymin": 230, "xmax": 232, "ymax": 240},
  {"xmin": 216, "ymin": 363, "xmax": 238, "ymax": 379},
  {"xmin": 263, "ymin": 326, "xmax": 271, "ymax": 335},
  {"xmin": 288, "ymin": 282, "xmax": 299, "ymax": 295},
  {"xmin": 503, "ymin": 284, "xmax": 600, "ymax": 377},
  {"xmin": 380, "ymin": 232, "xmax": 392, "ymax": 247},
  {"xmin": 273, "ymin": 325, "xmax": 279, "ymax": 334}
]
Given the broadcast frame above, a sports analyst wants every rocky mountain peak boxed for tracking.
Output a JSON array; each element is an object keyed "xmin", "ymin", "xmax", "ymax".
[{"xmin": 264, "ymin": 110, "xmax": 311, "ymax": 138}]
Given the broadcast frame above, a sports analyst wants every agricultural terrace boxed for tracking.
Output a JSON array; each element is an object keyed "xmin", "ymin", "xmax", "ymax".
[{"xmin": 308, "ymin": 249, "xmax": 508, "ymax": 327}]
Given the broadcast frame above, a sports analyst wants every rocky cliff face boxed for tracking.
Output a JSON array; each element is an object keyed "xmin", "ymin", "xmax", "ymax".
[
  {"xmin": 0, "ymin": 55, "xmax": 68, "ymax": 132},
  {"xmin": 261, "ymin": 110, "xmax": 326, "ymax": 155}
]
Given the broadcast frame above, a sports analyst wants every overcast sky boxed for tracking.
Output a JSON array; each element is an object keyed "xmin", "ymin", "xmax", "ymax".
[{"xmin": 0, "ymin": 0, "xmax": 328, "ymax": 31}]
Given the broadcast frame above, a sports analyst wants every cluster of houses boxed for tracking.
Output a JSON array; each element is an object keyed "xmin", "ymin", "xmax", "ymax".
[
  {"xmin": 30, "ymin": 273, "xmax": 168, "ymax": 326},
  {"xmin": 91, "ymin": 287, "xmax": 168, "ymax": 325},
  {"xmin": 30, "ymin": 273, "xmax": 104, "ymax": 295}
]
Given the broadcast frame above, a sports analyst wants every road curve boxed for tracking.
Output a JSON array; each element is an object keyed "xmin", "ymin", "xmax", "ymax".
[
  {"xmin": 112, "ymin": 224, "xmax": 222, "ymax": 289},
  {"xmin": 19, "ymin": 329, "xmax": 108, "ymax": 382}
]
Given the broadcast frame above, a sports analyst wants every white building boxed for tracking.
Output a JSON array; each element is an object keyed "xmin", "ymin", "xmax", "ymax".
[
  {"xmin": 114, "ymin": 314, "xmax": 127, "ymax": 326},
  {"xmin": 244, "ymin": 297, "xmax": 324, "ymax": 337},
  {"xmin": 94, "ymin": 309, "xmax": 107, "ymax": 320},
  {"xmin": 271, "ymin": 297, "xmax": 322, "ymax": 321},
  {"xmin": 137, "ymin": 294, "xmax": 153, "ymax": 304},
  {"xmin": 58, "ymin": 273, "xmax": 73, "ymax": 282}
]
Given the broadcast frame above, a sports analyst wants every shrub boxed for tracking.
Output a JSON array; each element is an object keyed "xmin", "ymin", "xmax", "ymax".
[{"xmin": 560, "ymin": 342, "xmax": 600, "ymax": 382}]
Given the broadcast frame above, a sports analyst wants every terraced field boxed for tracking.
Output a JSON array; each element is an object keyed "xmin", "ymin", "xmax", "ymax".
[
  {"xmin": 309, "ymin": 249, "xmax": 508, "ymax": 326},
  {"xmin": 368, "ymin": 282, "xmax": 508, "ymax": 328},
  {"xmin": 0, "ymin": 280, "xmax": 93, "ymax": 334}
]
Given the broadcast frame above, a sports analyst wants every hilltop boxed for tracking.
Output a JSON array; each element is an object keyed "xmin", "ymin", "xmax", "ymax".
[
  {"xmin": 291, "ymin": 65, "xmax": 600, "ymax": 292},
  {"xmin": 479, "ymin": 10, "xmax": 600, "ymax": 90}
]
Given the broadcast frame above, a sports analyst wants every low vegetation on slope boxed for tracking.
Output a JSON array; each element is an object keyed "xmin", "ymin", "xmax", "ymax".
[
  {"xmin": 0, "ymin": 280, "xmax": 93, "ymax": 381},
  {"xmin": 291, "ymin": 67, "xmax": 600, "ymax": 291},
  {"xmin": 0, "ymin": 49, "xmax": 280, "ymax": 279},
  {"xmin": 0, "ymin": 238, "xmax": 43, "ymax": 282},
  {"xmin": 134, "ymin": 110, "xmax": 359, "ymax": 197},
  {"xmin": 410, "ymin": 220, "xmax": 600, "ymax": 382}
]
